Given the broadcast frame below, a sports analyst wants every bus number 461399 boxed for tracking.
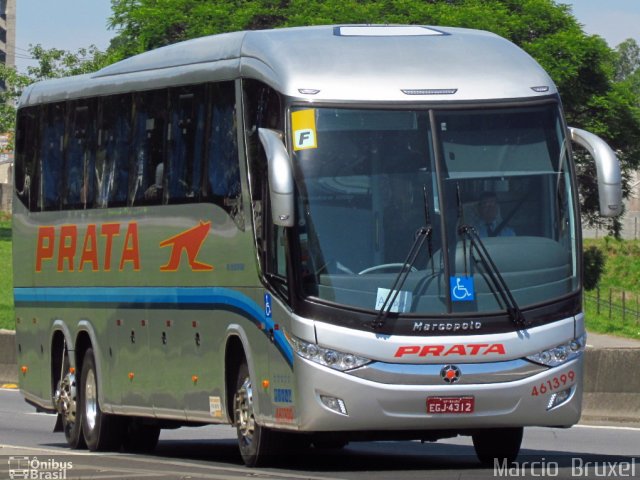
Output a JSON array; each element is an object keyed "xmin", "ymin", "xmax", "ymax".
[{"xmin": 531, "ymin": 370, "xmax": 575, "ymax": 396}]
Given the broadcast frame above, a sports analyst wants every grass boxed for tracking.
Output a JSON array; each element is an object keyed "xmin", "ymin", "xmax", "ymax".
[
  {"xmin": 584, "ymin": 237, "xmax": 640, "ymax": 291},
  {"xmin": 0, "ymin": 212, "xmax": 14, "ymax": 330},
  {"xmin": 583, "ymin": 237, "xmax": 640, "ymax": 340}
]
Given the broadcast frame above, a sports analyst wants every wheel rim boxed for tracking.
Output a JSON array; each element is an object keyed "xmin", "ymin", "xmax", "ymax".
[
  {"xmin": 84, "ymin": 369, "xmax": 97, "ymax": 432},
  {"xmin": 235, "ymin": 377, "xmax": 255, "ymax": 445},
  {"xmin": 54, "ymin": 372, "xmax": 77, "ymax": 424}
]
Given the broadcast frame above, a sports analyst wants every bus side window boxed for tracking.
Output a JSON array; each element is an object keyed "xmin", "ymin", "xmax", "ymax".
[
  {"xmin": 64, "ymin": 102, "xmax": 95, "ymax": 209},
  {"xmin": 167, "ymin": 85, "xmax": 205, "ymax": 203},
  {"xmin": 96, "ymin": 94, "xmax": 132, "ymax": 207},
  {"xmin": 243, "ymin": 79, "xmax": 285, "ymax": 292},
  {"xmin": 130, "ymin": 90, "xmax": 167, "ymax": 206},
  {"xmin": 14, "ymin": 108, "xmax": 40, "ymax": 211},
  {"xmin": 207, "ymin": 82, "xmax": 241, "ymax": 218},
  {"xmin": 40, "ymin": 103, "xmax": 66, "ymax": 211}
]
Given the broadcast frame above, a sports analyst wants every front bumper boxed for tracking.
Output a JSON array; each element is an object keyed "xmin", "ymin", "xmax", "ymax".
[{"xmin": 291, "ymin": 355, "xmax": 582, "ymax": 432}]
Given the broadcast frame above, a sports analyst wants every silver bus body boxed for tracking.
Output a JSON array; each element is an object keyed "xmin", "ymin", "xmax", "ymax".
[{"xmin": 12, "ymin": 25, "xmax": 621, "ymax": 464}]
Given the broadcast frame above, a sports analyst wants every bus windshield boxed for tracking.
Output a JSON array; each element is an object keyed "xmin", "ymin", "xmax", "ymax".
[{"xmin": 291, "ymin": 104, "xmax": 578, "ymax": 316}]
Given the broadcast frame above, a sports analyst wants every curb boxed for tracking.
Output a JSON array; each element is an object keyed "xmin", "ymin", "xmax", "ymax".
[
  {"xmin": 581, "ymin": 348, "xmax": 640, "ymax": 422},
  {"xmin": 0, "ymin": 364, "xmax": 17, "ymax": 384},
  {"xmin": 0, "ymin": 330, "xmax": 17, "ymax": 384}
]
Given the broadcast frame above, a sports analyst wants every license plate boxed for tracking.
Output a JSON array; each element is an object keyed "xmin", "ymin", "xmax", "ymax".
[{"xmin": 426, "ymin": 396, "xmax": 474, "ymax": 414}]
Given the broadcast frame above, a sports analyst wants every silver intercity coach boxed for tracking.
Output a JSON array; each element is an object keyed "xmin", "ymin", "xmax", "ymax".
[{"xmin": 12, "ymin": 25, "xmax": 621, "ymax": 466}]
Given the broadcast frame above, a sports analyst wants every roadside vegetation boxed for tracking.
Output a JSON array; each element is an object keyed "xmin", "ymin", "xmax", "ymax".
[{"xmin": 584, "ymin": 237, "xmax": 640, "ymax": 339}]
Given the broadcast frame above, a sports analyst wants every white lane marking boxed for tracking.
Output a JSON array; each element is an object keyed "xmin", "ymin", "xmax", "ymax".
[
  {"xmin": 61, "ymin": 475, "xmax": 156, "ymax": 480},
  {"xmin": 0, "ymin": 444, "xmax": 349, "ymax": 480},
  {"xmin": 0, "ymin": 387, "xmax": 20, "ymax": 392},
  {"xmin": 0, "ymin": 444, "xmax": 96, "ymax": 456},
  {"xmin": 575, "ymin": 424, "xmax": 640, "ymax": 432}
]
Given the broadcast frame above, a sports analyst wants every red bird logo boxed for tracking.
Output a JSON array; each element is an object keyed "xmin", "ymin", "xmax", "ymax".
[{"xmin": 159, "ymin": 221, "xmax": 213, "ymax": 272}]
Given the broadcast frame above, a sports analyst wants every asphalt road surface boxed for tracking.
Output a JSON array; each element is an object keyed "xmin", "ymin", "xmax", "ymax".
[{"xmin": 0, "ymin": 388, "xmax": 638, "ymax": 480}]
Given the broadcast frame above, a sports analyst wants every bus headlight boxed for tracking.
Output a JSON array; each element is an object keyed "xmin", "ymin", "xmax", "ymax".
[
  {"xmin": 286, "ymin": 334, "xmax": 371, "ymax": 371},
  {"xmin": 526, "ymin": 334, "xmax": 586, "ymax": 367}
]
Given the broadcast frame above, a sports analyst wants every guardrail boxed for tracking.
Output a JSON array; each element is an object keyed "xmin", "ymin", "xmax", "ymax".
[{"xmin": 585, "ymin": 287, "xmax": 640, "ymax": 325}]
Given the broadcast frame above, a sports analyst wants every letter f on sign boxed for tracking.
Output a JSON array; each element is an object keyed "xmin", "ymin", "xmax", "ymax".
[{"xmin": 295, "ymin": 129, "xmax": 316, "ymax": 149}]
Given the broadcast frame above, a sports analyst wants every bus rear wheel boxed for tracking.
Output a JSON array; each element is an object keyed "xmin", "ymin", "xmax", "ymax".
[
  {"xmin": 472, "ymin": 427, "xmax": 523, "ymax": 466},
  {"xmin": 80, "ymin": 348, "xmax": 123, "ymax": 451},
  {"xmin": 54, "ymin": 350, "xmax": 85, "ymax": 449},
  {"xmin": 234, "ymin": 362, "xmax": 278, "ymax": 467}
]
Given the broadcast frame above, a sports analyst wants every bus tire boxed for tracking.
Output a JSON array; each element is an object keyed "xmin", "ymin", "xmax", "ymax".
[
  {"xmin": 472, "ymin": 427, "xmax": 523, "ymax": 466},
  {"xmin": 122, "ymin": 418, "xmax": 160, "ymax": 453},
  {"xmin": 59, "ymin": 351, "xmax": 85, "ymax": 449},
  {"xmin": 234, "ymin": 361, "xmax": 277, "ymax": 467},
  {"xmin": 80, "ymin": 348, "xmax": 123, "ymax": 451}
]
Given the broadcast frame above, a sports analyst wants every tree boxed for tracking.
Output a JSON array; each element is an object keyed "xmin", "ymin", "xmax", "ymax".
[
  {"xmin": 0, "ymin": 44, "xmax": 109, "ymax": 150},
  {"xmin": 107, "ymin": 0, "xmax": 640, "ymax": 235},
  {"xmin": 615, "ymin": 38, "xmax": 640, "ymax": 82},
  {"xmin": 0, "ymin": 1, "xmax": 637, "ymax": 233},
  {"xmin": 25, "ymin": 45, "xmax": 109, "ymax": 81},
  {"xmin": 583, "ymin": 245, "xmax": 605, "ymax": 290},
  {"xmin": 0, "ymin": 65, "xmax": 31, "ymax": 135}
]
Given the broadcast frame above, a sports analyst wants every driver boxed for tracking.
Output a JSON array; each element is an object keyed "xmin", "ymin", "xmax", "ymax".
[{"xmin": 474, "ymin": 191, "xmax": 515, "ymax": 238}]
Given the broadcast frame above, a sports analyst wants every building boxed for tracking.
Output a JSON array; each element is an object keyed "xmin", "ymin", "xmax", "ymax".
[
  {"xmin": 0, "ymin": 0, "xmax": 15, "ymax": 69},
  {"xmin": 0, "ymin": 0, "xmax": 15, "ymax": 213}
]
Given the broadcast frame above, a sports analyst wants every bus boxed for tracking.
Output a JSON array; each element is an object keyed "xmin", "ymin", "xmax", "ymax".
[{"xmin": 12, "ymin": 25, "xmax": 621, "ymax": 467}]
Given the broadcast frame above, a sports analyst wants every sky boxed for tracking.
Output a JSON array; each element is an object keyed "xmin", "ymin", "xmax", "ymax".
[
  {"xmin": 15, "ymin": 1, "xmax": 114, "ymax": 72},
  {"xmin": 13, "ymin": 0, "xmax": 640, "ymax": 73}
]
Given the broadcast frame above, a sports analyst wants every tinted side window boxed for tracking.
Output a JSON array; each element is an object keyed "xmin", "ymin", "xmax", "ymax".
[
  {"xmin": 207, "ymin": 82, "xmax": 241, "ymax": 216},
  {"xmin": 242, "ymin": 79, "xmax": 283, "ymax": 287},
  {"xmin": 96, "ymin": 95, "xmax": 131, "ymax": 208},
  {"xmin": 41, "ymin": 103, "xmax": 66, "ymax": 211},
  {"xmin": 14, "ymin": 107, "xmax": 40, "ymax": 211},
  {"xmin": 130, "ymin": 90, "xmax": 167, "ymax": 206},
  {"xmin": 64, "ymin": 101, "xmax": 96, "ymax": 209},
  {"xmin": 167, "ymin": 85, "xmax": 205, "ymax": 203}
]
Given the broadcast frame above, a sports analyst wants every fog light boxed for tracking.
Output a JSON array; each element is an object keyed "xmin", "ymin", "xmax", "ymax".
[
  {"xmin": 546, "ymin": 387, "xmax": 572, "ymax": 410},
  {"xmin": 320, "ymin": 395, "xmax": 348, "ymax": 415}
]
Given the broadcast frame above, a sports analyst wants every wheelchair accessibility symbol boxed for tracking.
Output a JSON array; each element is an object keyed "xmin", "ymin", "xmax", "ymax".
[{"xmin": 450, "ymin": 276, "xmax": 475, "ymax": 302}]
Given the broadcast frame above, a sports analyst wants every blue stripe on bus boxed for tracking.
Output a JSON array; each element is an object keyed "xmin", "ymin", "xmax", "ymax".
[{"xmin": 14, "ymin": 286, "xmax": 294, "ymax": 366}]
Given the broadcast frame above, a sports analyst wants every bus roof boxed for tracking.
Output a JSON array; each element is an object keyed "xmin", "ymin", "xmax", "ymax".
[{"xmin": 19, "ymin": 25, "xmax": 557, "ymax": 106}]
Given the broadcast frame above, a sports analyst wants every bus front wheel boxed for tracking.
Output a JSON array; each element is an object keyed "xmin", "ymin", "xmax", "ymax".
[
  {"xmin": 234, "ymin": 362, "xmax": 277, "ymax": 467},
  {"xmin": 471, "ymin": 427, "xmax": 523, "ymax": 466}
]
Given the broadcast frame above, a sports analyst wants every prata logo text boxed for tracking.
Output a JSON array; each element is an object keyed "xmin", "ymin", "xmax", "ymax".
[{"xmin": 394, "ymin": 343, "xmax": 506, "ymax": 358}]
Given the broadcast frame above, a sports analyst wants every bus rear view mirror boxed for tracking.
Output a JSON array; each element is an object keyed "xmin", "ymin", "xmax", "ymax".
[
  {"xmin": 259, "ymin": 128, "xmax": 295, "ymax": 227},
  {"xmin": 569, "ymin": 127, "xmax": 622, "ymax": 217}
]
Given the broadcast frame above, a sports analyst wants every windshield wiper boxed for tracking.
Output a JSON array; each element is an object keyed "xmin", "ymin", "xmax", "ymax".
[
  {"xmin": 457, "ymin": 225, "xmax": 529, "ymax": 328},
  {"xmin": 371, "ymin": 185, "xmax": 433, "ymax": 330},
  {"xmin": 370, "ymin": 225, "xmax": 432, "ymax": 330}
]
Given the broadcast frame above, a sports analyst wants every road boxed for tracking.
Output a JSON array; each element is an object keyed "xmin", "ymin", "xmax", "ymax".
[{"xmin": 0, "ymin": 388, "xmax": 638, "ymax": 480}]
